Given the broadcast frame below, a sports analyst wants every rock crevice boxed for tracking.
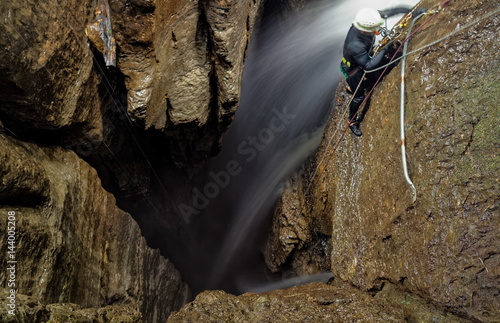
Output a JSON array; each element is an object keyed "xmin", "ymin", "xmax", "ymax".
[
  {"xmin": 167, "ymin": 0, "xmax": 499, "ymax": 321},
  {"xmin": 0, "ymin": 0, "xmax": 264, "ymax": 321}
]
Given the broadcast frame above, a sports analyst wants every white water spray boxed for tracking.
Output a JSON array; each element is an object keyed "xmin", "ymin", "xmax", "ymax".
[{"xmin": 192, "ymin": 0, "xmax": 420, "ymax": 294}]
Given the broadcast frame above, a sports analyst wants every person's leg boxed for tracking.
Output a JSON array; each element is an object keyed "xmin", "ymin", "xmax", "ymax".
[
  {"xmin": 355, "ymin": 94, "xmax": 371, "ymax": 123},
  {"xmin": 346, "ymin": 73, "xmax": 364, "ymax": 136},
  {"xmin": 348, "ymin": 99, "xmax": 363, "ymax": 136},
  {"xmin": 349, "ymin": 94, "xmax": 365, "ymax": 123},
  {"xmin": 346, "ymin": 72, "xmax": 365, "ymax": 124},
  {"xmin": 354, "ymin": 71, "xmax": 380, "ymax": 124}
]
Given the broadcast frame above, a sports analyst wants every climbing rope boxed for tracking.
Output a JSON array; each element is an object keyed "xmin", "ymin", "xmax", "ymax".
[
  {"xmin": 367, "ymin": 6, "xmax": 500, "ymax": 74},
  {"xmin": 306, "ymin": 2, "xmax": 500, "ymax": 200},
  {"xmin": 370, "ymin": 4, "xmax": 500, "ymax": 202},
  {"xmin": 309, "ymin": 4, "xmax": 446, "ymax": 194},
  {"xmin": 398, "ymin": 13, "xmax": 425, "ymax": 203}
]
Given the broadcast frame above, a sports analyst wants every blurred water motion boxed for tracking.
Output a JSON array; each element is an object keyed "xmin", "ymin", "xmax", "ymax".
[{"xmin": 188, "ymin": 0, "xmax": 419, "ymax": 294}]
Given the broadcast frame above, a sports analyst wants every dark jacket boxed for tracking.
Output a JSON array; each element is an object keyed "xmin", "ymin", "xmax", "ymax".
[{"xmin": 342, "ymin": 26, "xmax": 385, "ymax": 72}]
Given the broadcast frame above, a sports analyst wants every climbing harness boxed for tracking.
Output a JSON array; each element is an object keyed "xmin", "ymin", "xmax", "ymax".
[
  {"xmin": 339, "ymin": 60, "xmax": 361, "ymax": 80},
  {"xmin": 341, "ymin": 57, "xmax": 351, "ymax": 67},
  {"xmin": 339, "ymin": 65, "xmax": 349, "ymax": 79}
]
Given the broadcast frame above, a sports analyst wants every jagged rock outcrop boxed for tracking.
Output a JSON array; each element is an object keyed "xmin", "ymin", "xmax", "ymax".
[
  {"xmin": 111, "ymin": 0, "xmax": 263, "ymax": 164},
  {"xmin": 0, "ymin": 0, "xmax": 262, "ymax": 164},
  {"xmin": 167, "ymin": 282, "xmax": 469, "ymax": 322},
  {"xmin": 0, "ymin": 134, "xmax": 190, "ymax": 322},
  {"xmin": 265, "ymin": 173, "xmax": 332, "ymax": 278},
  {"xmin": 0, "ymin": 0, "xmax": 263, "ymax": 321},
  {"xmin": 0, "ymin": 0, "xmax": 264, "ymax": 208},
  {"xmin": 264, "ymin": 0, "xmax": 499, "ymax": 321}
]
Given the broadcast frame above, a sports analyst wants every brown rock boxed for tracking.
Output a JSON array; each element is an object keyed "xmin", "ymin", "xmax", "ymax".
[
  {"xmin": 264, "ymin": 172, "xmax": 332, "ymax": 278},
  {"xmin": 0, "ymin": 3, "xmax": 266, "ymax": 320},
  {"xmin": 0, "ymin": 290, "xmax": 143, "ymax": 323},
  {"xmin": 265, "ymin": 0, "xmax": 500, "ymax": 321},
  {"xmin": 0, "ymin": 0, "xmax": 102, "ymax": 135},
  {"xmin": 0, "ymin": 134, "xmax": 189, "ymax": 322},
  {"xmin": 0, "ymin": 0, "xmax": 264, "ymax": 172},
  {"xmin": 167, "ymin": 282, "xmax": 468, "ymax": 322},
  {"xmin": 111, "ymin": 0, "xmax": 263, "ymax": 130}
]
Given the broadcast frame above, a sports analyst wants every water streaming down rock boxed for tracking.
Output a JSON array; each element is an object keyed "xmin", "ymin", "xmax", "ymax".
[
  {"xmin": 187, "ymin": 0, "xmax": 418, "ymax": 294},
  {"xmin": 168, "ymin": 0, "xmax": 500, "ymax": 318}
]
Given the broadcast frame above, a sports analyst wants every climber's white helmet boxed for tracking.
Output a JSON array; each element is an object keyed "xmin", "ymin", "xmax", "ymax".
[{"xmin": 353, "ymin": 8, "xmax": 384, "ymax": 32}]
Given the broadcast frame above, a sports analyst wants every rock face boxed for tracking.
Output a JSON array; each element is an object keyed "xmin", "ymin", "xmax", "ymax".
[
  {"xmin": 264, "ymin": 172, "xmax": 332, "ymax": 278},
  {"xmin": 167, "ymin": 282, "xmax": 468, "ymax": 323},
  {"xmin": 166, "ymin": 0, "xmax": 498, "ymax": 321},
  {"xmin": 0, "ymin": 135, "xmax": 190, "ymax": 322},
  {"xmin": 111, "ymin": 0, "xmax": 263, "ymax": 164},
  {"xmin": 0, "ymin": 0, "xmax": 263, "ymax": 321},
  {"xmin": 265, "ymin": 0, "xmax": 499, "ymax": 321}
]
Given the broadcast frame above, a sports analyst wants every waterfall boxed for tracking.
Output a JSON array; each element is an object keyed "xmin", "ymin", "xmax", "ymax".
[{"xmin": 184, "ymin": 0, "xmax": 419, "ymax": 294}]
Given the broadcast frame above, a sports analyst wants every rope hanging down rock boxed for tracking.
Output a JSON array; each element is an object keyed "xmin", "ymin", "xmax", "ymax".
[
  {"xmin": 340, "ymin": 4, "xmax": 445, "ymax": 203},
  {"xmin": 399, "ymin": 13, "xmax": 425, "ymax": 203},
  {"xmin": 307, "ymin": 2, "xmax": 500, "ymax": 201}
]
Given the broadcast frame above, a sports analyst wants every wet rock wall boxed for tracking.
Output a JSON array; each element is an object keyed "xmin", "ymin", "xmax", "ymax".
[
  {"xmin": 166, "ymin": 0, "xmax": 499, "ymax": 321},
  {"xmin": 266, "ymin": 0, "xmax": 499, "ymax": 321},
  {"xmin": 0, "ymin": 0, "xmax": 263, "ymax": 321},
  {"xmin": 0, "ymin": 135, "xmax": 190, "ymax": 322}
]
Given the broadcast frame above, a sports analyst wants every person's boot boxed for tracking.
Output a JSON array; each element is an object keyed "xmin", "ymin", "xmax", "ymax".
[{"xmin": 349, "ymin": 122, "xmax": 362, "ymax": 136}]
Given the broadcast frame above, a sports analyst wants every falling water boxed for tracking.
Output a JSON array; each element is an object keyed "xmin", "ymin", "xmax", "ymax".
[{"xmin": 186, "ymin": 0, "xmax": 420, "ymax": 294}]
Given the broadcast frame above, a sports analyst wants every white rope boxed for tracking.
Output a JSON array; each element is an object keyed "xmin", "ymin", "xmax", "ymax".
[
  {"xmin": 306, "ymin": 6, "xmax": 500, "ymax": 196},
  {"xmin": 399, "ymin": 15, "xmax": 421, "ymax": 203}
]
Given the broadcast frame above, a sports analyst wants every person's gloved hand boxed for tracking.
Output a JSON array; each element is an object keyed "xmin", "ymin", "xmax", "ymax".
[{"xmin": 413, "ymin": 7, "xmax": 428, "ymax": 17}]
